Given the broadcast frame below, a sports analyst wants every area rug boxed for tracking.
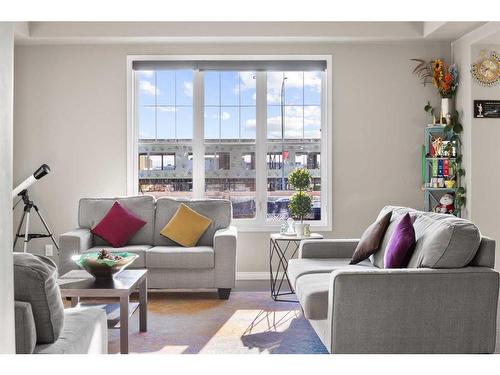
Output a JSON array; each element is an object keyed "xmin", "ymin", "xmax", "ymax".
[{"xmin": 102, "ymin": 291, "xmax": 327, "ymax": 354}]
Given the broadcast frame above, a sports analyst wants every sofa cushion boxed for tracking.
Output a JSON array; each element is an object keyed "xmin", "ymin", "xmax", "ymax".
[
  {"xmin": 83, "ymin": 245, "xmax": 151, "ymax": 268},
  {"xmin": 146, "ymin": 246, "xmax": 215, "ymax": 269},
  {"xmin": 384, "ymin": 213, "xmax": 416, "ymax": 268},
  {"xmin": 371, "ymin": 206, "xmax": 421, "ymax": 268},
  {"xmin": 154, "ymin": 198, "xmax": 231, "ymax": 246},
  {"xmin": 407, "ymin": 212, "xmax": 481, "ymax": 268},
  {"xmin": 295, "ymin": 273, "xmax": 331, "ymax": 320},
  {"xmin": 372, "ymin": 206, "xmax": 481, "ymax": 269},
  {"xmin": 160, "ymin": 204, "xmax": 212, "ymax": 247},
  {"xmin": 79, "ymin": 196, "xmax": 155, "ymax": 246},
  {"xmin": 350, "ymin": 211, "xmax": 392, "ymax": 264},
  {"xmin": 90, "ymin": 201, "xmax": 147, "ymax": 247},
  {"xmin": 34, "ymin": 307, "xmax": 107, "ymax": 354},
  {"xmin": 15, "ymin": 301, "xmax": 37, "ymax": 354},
  {"xmin": 288, "ymin": 258, "xmax": 374, "ymax": 289},
  {"xmin": 13, "ymin": 253, "xmax": 65, "ymax": 344}
]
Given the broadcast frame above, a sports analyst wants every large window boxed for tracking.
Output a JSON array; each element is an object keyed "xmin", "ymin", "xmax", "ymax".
[
  {"xmin": 136, "ymin": 69, "xmax": 193, "ymax": 198},
  {"xmin": 129, "ymin": 56, "xmax": 331, "ymax": 229}
]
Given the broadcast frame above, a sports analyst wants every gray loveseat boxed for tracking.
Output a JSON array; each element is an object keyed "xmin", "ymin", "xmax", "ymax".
[
  {"xmin": 59, "ymin": 196, "xmax": 237, "ymax": 299},
  {"xmin": 288, "ymin": 206, "xmax": 499, "ymax": 354}
]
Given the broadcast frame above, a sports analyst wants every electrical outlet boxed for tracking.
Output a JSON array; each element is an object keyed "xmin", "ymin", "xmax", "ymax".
[{"xmin": 45, "ymin": 244, "xmax": 53, "ymax": 257}]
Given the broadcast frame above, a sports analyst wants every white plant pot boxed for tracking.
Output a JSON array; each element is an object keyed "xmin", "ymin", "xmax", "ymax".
[{"xmin": 294, "ymin": 223, "xmax": 306, "ymax": 236}]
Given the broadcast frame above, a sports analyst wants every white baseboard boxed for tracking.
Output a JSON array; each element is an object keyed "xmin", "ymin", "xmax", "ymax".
[{"xmin": 236, "ymin": 272, "xmax": 284, "ymax": 280}]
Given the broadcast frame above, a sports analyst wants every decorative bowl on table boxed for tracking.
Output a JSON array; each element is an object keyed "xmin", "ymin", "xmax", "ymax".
[{"xmin": 72, "ymin": 249, "xmax": 139, "ymax": 279}]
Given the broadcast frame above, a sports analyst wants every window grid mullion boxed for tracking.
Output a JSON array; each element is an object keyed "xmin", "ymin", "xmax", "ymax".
[
  {"xmin": 192, "ymin": 70, "xmax": 205, "ymax": 198},
  {"xmin": 255, "ymin": 71, "xmax": 268, "ymax": 225}
]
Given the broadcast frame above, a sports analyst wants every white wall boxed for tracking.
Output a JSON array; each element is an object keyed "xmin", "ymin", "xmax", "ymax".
[
  {"xmin": 470, "ymin": 44, "xmax": 500, "ymax": 270},
  {"xmin": 0, "ymin": 22, "xmax": 16, "ymax": 354},
  {"xmin": 453, "ymin": 24, "xmax": 500, "ymax": 270},
  {"xmin": 13, "ymin": 41, "xmax": 450, "ymax": 275}
]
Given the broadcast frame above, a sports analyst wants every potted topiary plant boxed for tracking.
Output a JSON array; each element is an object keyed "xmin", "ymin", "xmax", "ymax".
[{"xmin": 287, "ymin": 168, "xmax": 313, "ymax": 236}]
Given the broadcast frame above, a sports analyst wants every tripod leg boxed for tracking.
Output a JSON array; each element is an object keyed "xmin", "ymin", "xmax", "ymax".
[
  {"xmin": 34, "ymin": 206, "xmax": 60, "ymax": 251},
  {"xmin": 14, "ymin": 210, "xmax": 26, "ymax": 250},
  {"xmin": 24, "ymin": 211, "xmax": 30, "ymax": 253}
]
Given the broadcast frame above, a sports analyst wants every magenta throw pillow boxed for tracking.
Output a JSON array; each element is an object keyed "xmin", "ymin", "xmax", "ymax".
[
  {"xmin": 384, "ymin": 213, "xmax": 416, "ymax": 268},
  {"xmin": 91, "ymin": 201, "xmax": 146, "ymax": 248}
]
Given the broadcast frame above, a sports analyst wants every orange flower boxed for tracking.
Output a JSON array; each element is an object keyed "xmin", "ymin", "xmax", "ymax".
[{"xmin": 444, "ymin": 73, "xmax": 452, "ymax": 83}]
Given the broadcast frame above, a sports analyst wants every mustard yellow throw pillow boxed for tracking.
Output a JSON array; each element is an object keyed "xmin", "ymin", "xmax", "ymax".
[{"xmin": 160, "ymin": 204, "xmax": 212, "ymax": 247}]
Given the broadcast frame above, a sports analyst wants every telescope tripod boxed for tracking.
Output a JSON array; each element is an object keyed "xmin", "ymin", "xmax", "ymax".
[{"xmin": 13, "ymin": 190, "xmax": 59, "ymax": 254}]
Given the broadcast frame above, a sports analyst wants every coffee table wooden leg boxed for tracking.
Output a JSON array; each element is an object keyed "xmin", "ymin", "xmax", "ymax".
[
  {"xmin": 120, "ymin": 295, "xmax": 129, "ymax": 354},
  {"xmin": 139, "ymin": 278, "xmax": 147, "ymax": 332},
  {"xmin": 71, "ymin": 297, "xmax": 79, "ymax": 307}
]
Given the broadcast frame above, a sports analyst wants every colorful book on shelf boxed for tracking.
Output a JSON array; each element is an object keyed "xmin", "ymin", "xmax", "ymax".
[
  {"xmin": 437, "ymin": 159, "xmax": 443, "ymax": 177},
  {"xmin": 443, "ymin": 159, "xmax": 449, "ymax": 177},
  {"xmin": 430, "ymin": 159, "xmax": 435, "ymax": 177}
]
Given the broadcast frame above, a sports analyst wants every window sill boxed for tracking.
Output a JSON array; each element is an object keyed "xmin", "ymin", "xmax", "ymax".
[{"xmin": 232, "ymin": 221, "xmax": 331, "ymax": 233}]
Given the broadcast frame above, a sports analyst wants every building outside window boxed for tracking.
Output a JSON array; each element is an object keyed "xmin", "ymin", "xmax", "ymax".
[{"xmin": 130, "ymin": 56, "xmax": 330, "ymax": 228}]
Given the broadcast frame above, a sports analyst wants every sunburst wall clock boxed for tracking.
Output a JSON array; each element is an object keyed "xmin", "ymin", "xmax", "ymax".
[{"xmin": 471, "ymin": 50, "xmax": 500, "ymax": 87}]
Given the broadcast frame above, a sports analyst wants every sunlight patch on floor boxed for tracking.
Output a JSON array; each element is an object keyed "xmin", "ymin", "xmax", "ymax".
[{"xmin": 199, "ymin": 309, "xmax": 301, "ymax": 354}]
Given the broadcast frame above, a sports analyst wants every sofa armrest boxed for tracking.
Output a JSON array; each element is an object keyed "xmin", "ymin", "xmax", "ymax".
[
  {"xmin": 59, "ymin": 228, "xmax": 92, "ymax": 275},
  {"xmin": 299, "ymin": 239, "xmax": 359, "ymax": 259},
  {"xmin": 15, "ymin": 301, "xmax": 37, "ymax": 354},
  {"xmin": 328, "ymin": 267, "xmax": 499, "ymax": 353},
  {"xmin": 213, "ymin": 226, "xmax": 237, "ymax": 288}
]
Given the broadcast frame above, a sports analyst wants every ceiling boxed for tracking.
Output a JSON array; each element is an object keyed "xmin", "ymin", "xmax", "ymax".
[{"xmin": 14, "ymin": 21, "xmax": 489, "ymax": 44}]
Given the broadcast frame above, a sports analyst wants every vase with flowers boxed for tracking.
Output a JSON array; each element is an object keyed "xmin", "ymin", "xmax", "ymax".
[
  {"xmin": 411, "ymin": 58, "xmax": 459, "ymax": 124},
  {"xmin": 432, "ymin": 60, "xmax": 458, "ymax": 124}
]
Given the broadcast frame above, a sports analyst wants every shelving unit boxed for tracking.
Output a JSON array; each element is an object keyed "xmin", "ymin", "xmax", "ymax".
[{"xmin": 422, "ymin": 125, "xmax": 461, "ymax": 217}]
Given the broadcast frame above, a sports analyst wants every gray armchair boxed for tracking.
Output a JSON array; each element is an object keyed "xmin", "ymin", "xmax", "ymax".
[{"xmin": 14, "ymin": 253, "xmax": 107, "ymax": 354}]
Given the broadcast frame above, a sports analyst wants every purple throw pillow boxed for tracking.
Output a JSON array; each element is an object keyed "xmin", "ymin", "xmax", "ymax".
[
  {"xmin": 91, "ymin": 201, "xmax": 146, "ymax": 248},
  {"xmin": 384, "ymin": 213, "xmax": 416, "ymax": 268}
]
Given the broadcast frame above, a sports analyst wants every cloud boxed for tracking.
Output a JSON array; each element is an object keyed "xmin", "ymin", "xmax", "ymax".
[
  {"xmin": 267, "ymin": 71, "xmax": 321, "ymax": 104},
  {"xmin": 221, "ymin": 111, "xmax": 231, "ymax": 120},
  {"xmin": 138, "ymin": 70, "xmax": 154, "ymax": 78},
  {"xmin": 183, "ymin": 81, "xmax": 193, "ymax": 97},
  {"xmin": 158, "ymin": 107, "xmax": 178, "ymax": 113},
  {"xmin": 140, "ymin": 80, "xmax": 158, "ymax": 96},
  {"xmin": 245, "ymin": 105, "xmax": 320, "ymax": 139},
  {"xmin": 239, "ymin": 72, "xmax": 256, "ymax": 91}
]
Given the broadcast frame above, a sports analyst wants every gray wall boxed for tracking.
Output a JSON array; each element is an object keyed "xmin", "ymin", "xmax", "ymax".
[
  {"xmin": 13, "ymin": 41, "xmax": 450, "ymax": 275},
  {"xmin": 0, "ymin": 22, "xmax": 16, "ymax": 353}
]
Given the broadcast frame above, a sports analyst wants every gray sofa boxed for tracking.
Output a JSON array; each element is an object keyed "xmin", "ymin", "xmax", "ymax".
[
  {"xmin": 288, "ymin": 206, "xmax": 499, "ymax": 354},
  {"xmin": 59, "ymin": 196, "xmax": 237, "ymax": 299},
  {"xmin": 14, "ymin": 253, "xmax": 107, "ymax": 354}
]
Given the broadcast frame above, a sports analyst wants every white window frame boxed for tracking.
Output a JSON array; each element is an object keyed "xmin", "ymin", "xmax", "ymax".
[{"xmin": 127, "ymin": 55, "xmax": 333, "ymax": 231}]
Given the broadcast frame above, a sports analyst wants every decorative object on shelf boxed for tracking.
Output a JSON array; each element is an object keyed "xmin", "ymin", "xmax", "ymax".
[
  {"xmin": 471, "ymin": 50, "xmax": 500, "ymax": 87},
  {"xmin": 434, "ymin": 193, "xmax": 455, "ymax": 215},
  {"xmin": 412, "ymin": 58, "xmax": 459, "ymax": 124},
  {"xmin": 303, "ymin": 224, "xmax": 311, "ymax": 237},
  {"xmin": 431, "ymin": 137, "xmax": 444, "ymax": 157},
  {"xmin": 72, "ymin": 250, "xmax": 139, "ymax": 279},
  {"xmin": 287, "ymin": 168, "xmax": 313, "ymax": 236},
  {"xmin": 444, "ymin": 180, "xmax": 456, "ymax": 189},
  {"xmin": 473, "ymin": 100, "xmax": 500, "ymax": 118}
]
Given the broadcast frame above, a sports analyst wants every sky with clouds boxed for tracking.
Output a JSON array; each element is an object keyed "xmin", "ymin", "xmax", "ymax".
[{"xmin": 138, "ymin": 70, "xmax": 321, "ymax": 140}]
